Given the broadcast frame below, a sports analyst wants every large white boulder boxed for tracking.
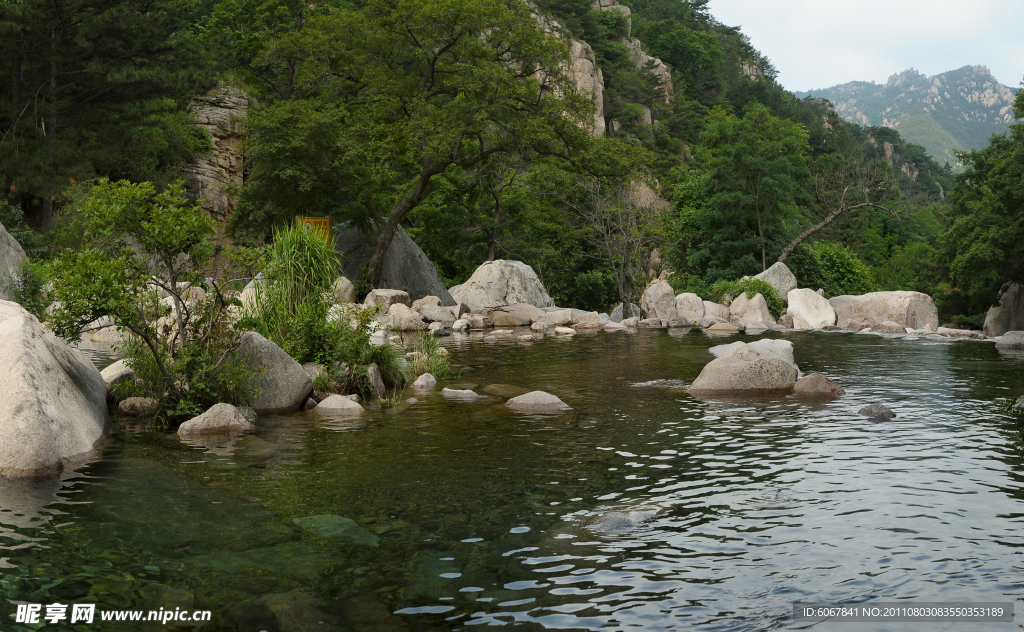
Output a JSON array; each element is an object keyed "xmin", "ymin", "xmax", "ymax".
[
  {"xmin": 689, "ymin": 357, "xmax": 798, "ymax": 395},
  {"xmin": 0, "ymin": 223, "xmax": 28, "ymax": 301},
  {"xmin": 984, "ymin": 283, "xmax": 1024, "ymax": 337},
  {"xmin": 236, "ymin": 331, "xmax": 312, "ymax": 414},
  {"xmin": 829, "ymin": 291, "xmax": 937, "ymax": 330},
  {"xmin": 713, "ymin": 339, "xmax": 797, "ymax": 370},
  {"xmin": 675, "ymin": 293, "xmax": 705, "ymax": 323},
  {"xmin": 753, "ymin": 262, "xmax": 797, "ymax": 299},
  {"xmin": 640, "ymin": 280, "xmax": 678, "ymax": 321},
  {"xmin": 0, "ymin": 301, "xmax": 109, "ymax": 477},
  {"xmin": 729, "ymin": 292, "xmax": 773, "ymax": 327},
  {"xmin": 704, "ymin": 301, "xmax": 730, "ymax": 320},
  {"xmin": 788, "ymin": 288, "xmax": 837, "ymax": 329},
  {"xmin": 451, "ymin": 260, "xmax": 553, "ymax": 313}
]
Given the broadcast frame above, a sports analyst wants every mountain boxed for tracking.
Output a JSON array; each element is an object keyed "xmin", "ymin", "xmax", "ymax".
[{"xmin": 795, "ymin": 65, "xmax": 1020, "ymax": 167}]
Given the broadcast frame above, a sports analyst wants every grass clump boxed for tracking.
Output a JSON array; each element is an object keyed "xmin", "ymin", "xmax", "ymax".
[{"xmin": 409, "ymin": 332, "xmax": 451, "ymax": 379}]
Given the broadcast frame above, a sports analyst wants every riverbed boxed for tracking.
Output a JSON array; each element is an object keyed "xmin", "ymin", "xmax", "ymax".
[{"xmin": 3, "ymin": 328, "xmax": 1023, "ymax": 631}]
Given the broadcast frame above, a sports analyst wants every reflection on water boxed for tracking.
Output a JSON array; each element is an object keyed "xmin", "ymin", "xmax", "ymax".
[{"xmin": 1, "ymin": 329, "xmax": 1023, "ymax": 630}]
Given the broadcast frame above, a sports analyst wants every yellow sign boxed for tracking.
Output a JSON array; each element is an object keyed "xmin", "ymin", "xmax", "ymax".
[{"xmin": 295, "ymin": 216, "xmax": 332, "ymax": 241}]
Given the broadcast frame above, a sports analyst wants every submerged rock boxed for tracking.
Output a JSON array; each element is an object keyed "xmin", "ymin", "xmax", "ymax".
[
  {"xmin": 505, "ymin": 390, "xmax": 570, "ymax": 411},
  {"xmin": 793, "ymin": 373, "xmax": 845, "ymax": 397},
  {"xmin": 482, "ymin": 384, "xmax": 530, "ymax": 398},
  {"xmin": 586, "ymin": 506, "xmax": 660, "ymax": 534},
  {"xmin": 0, "ymin": 301, "xmax": 109, "ymax": 477},
  {"xmin": 859, "ymin": 403, "xmax": 895, "ymax": 419},
  {"xmin": 996, "ymin": 331, "xmax": 1024, "ymax": 350},
  {"xmin": 178, "ymin": 403, "xmax": 253, "ymax": 435},
  {"xmin": 442, "ymin": 388, "xmax": 483, "ymax": 400},
  {"xmin": 224, "ymin": 591, "xmax": 348, "ymax": 632},
  {"xmin": 293, "ymin": 514, "xmax": 380, "ymax": 546}
]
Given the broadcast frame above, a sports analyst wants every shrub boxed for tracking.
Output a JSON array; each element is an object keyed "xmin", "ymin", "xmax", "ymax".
[
  {"xmin": 11, "ymin": 261, "xmax": 51, "ymax": 318},
  {"xmin": 707, "ymin": 277, "xmax": 784, "ymax": 316},
  {"xmin": 410, "ymin": 333, "xmax": 451, "ymax": 379},
  {"xmin": 789, "ymin": 241, "xmax": 876, "ymax": 298}
]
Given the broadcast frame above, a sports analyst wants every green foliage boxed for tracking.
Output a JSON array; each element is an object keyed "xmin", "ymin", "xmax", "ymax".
[
  {"xmin": 410, "ymin": 334, "xmax": 451, "ymax": 380},
  {"xmin": 788, "ymin": 241, "xmax": 876, "ymax": 298},
  {"xmin": 10, "ymin": 261, "xmax": 50, "ymax": 318},
  {"xmin": 706, "ymin": 277, "xmax": 783, "ymax": 316},
  {"xmin": 47, "ymin": 179, "xmax": 252, "ymax": 421},
  {"xmin": 942, "ymin": 121, "xmax": 1024, "ymax": 312},
  {"xmin": 0, "ymin": 201, "xmax": 45, "ymax": 257}
]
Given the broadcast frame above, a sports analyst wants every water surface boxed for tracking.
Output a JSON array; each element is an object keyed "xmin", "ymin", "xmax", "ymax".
[{"xmin": 3, "ymin": 328, "xmax": 1024, "ymax": 630}]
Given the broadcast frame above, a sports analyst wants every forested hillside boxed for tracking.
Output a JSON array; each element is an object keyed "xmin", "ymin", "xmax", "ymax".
[
  {"xmin": 1, "ymin": 0, "xmax": 1021, "ymax": 326},
  {"xmin": 796, "ymin": 66, "xmax": 1020, "ymax": 168}
]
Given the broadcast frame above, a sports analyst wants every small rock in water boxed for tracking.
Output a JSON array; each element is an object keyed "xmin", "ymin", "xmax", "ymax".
[
  {"xmin": 406, "ymin": 397, "xmax": 418, "ymax": 404},
  {"xmin": 794, "ymin": 373, "xmax": 845, "ymax": 397},
  {"xmin": 412, "ymin": 373, "xmax": 436, "ymax": 389},
  {"xmin": 586, "ymin": 506, "xmax": 660, "ymax": 534},
  {"xmin": 315, "ymin": 394, "xmax": 365, "ymax": 415},
  {"xmin": 553, "ymin": 326, "xmax": 576, "ymax": 335},
  {"xmin": 517, "ymin": 334, "xmax": 535, "ymax": 344},
  {"xmin": 482, "ymin": 384, "xmax": 529, "ymax": 398},
  {"xmin": 119, "ymin": 396, "xmax": 158, "ymax": 417},
  {"xmin": 505, "ymin": 390, "xmax": 570, "ymax": 411},
  {"xmin": 483, "ymin": 335, "xmax": 498, "ymax": 343},
  {"xmin": 177, "ymin": 403, "xmax": 254, "ymax": 435},
  {"xmin": 442, "ymin": 387, "xmax": 483, "ymax": 400},
  {"xmin": 302, "ymin": 397, "xmax": 318, "ymax": 410},
  {"xmin": 859, "ymin": 403, "xmax": 895, "ymax": 419},
  {"xmin": 293, "ymin": 515, "xmax": 380, "ymax": 547}
]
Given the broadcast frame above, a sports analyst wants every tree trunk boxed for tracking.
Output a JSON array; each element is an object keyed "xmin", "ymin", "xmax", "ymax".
[
  {"xmin": 487, "ymin": 193, "xmax": 500, "ymax": 261},
  {"xmin": 365, "ymin": 162, "xmax": 447, "ymax": 288},
  {"xmin": 42, "ymin": 25, "xmax": 58, "ymax": 230},
  {"xmin": 777, "ymin": 203, "xmax": 882, "ymax": 263}
]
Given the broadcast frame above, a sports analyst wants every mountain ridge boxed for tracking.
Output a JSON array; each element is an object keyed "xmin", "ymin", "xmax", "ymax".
[{"xmin": 795, "ymin": 65, "xmax": 1020, "ymax": 167}]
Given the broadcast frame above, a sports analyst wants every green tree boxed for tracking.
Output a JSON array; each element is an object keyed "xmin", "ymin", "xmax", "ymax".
[
  {"xmin": 236, "ymin": 0, "xmax": 593, "ymax": 289},
  {"xmin": 0, "ymin": 0, "xmax": 210, "ymax": 227},
  {"xmin": 942, "ymin": 120, "xmax": 1024, "ymax": 309},
  {"xmin": 702, "ymin": 104, "xmax": 810, "ymax": 271}
]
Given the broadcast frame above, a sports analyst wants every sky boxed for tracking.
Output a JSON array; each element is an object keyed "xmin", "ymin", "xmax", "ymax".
[{"xmin": 707, "ymin": 0, "xmax": 1024, "ymax": 93}]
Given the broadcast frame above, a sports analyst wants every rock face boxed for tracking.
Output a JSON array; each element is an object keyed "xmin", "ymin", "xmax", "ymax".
[
  {"xmin": 794, "ymin": 374, "xmax": 845, "ymax": 397},
  {"xmin": 984, "ymin": 283, "xmax": 1024, "ymax": 337},
  {"xmin": 237, "ymin": 332, "xmax": 312, "ymax": 414},
  {"xmin": 315, "ymin": 394, "xmax": 365, "ymax": 414},
  {"xmin": 178, "ymin": 403, "xmax": 254, "ymax": 435},
  {"xmin": 689, "ymin": 357, "xmax": 798, "ymax": 395},
  {"xmin": 335, "ymin": 225, "xmax": 456, "ymax": 305},
  {"xmin": 610, "ymin": 302, "xmax": 641, "ymax": 322},
  {"xmin": 996, "ymin": 331, "xmax": 1024, "ymax": 350},
  {"xmin": 674, "ymin": 293, "xmax": 705, "ymax": 323},
  {"xmin": 0, "ymin": 222, "xmax": 28, "ymax": 301},
  {"xmin": 704, "ymin": 301, "xmax": 730, "ymax": 320},
  {"xmin": 0, "ymin": 301, "xmax": 109, "ymax": 477},
  {"xmin": 788, "ymin": 288, "xmax": 837, "ymax": 329},
  {"xmin": 640, "ymin": 281, "xmax": 678, "ymax": 321},
  {"xmin": 183, "ymin": 85, "xmax": 247, "ymax": 261},
  {"xmin": 451, "ymin": 260, "xmax": 554, "ymax": 313},
  {"xmin": 505, "ymin": 391, "xmax": 570, "ymax": 411},
  {"xmin": 729, "ymin": 292, "xmax": 773, "ymax": 327},
  {"xmin": 829, "ymin": 291, "xmax": 938, "ymax": 330},
  {"xmin": 753, "ymin": 262, "xmax": 798, "ymax": 299}
]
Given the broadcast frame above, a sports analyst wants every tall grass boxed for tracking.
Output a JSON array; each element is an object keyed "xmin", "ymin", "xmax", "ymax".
[{"xmin": 410, "ymin": 333, "xmax": 451, "ymax": 378}]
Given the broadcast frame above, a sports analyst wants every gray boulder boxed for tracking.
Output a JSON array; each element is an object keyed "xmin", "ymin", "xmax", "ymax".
[
  {"xmin": 689, "ymin": 357, "xmax": 797, "ymax": 395},
  {"xmin": 718, "ymin": 338, "xmax": 797, "ymax": 370},
  {"xmin": 674, "ymin": 293, "xmax": 705, "ymax": 323},
  {"xmin": 753, "ymin": 261, "xmax": 797, "ymax": 299},
  {"xmin": 334, "ymin": 224, "xmax": 455, "ymax": 305},
  {"xmin": 984, "ymin": 283, "xmax": 1024, "ymax": 337},
  {"xmin": 729, "ymin": 292, "xmax": 773, "ymax": 327},
  {"xmin": 586, "ymin": 506, "xmax": 660, "ymax": 534},
  {"xmin": 859, "ymin": 403, "xmax": 895, "ymax": 419},
  {"xmin": 610, "ymin": 302, "xmax": 641, "ymax": 322},
  {"xmin": 829, "ymin": 291, "xmax": 938, "ymax": 330},
  {"xmin": 996, "ymin": 331, "xmax": 1024, "ymax": 350},
  {"xmin": 787, "ymin": 288, "xmax": 837, "ymax": 329},
  {"xmin": 367, "ymin": 363, "xmax": 386, "ymax": 399},
  {"xmin": 330, "ymin": 276, "xmax": 357, "ymax": 304},
  {"xmin": 315, "ymin": 394, "xmax": 365, "ymax": 414},
  {"xmin": 364, "ymin": 289, "xmax": 410, "ymax": 311},
  {"xmin": 505, "ymin": 391, "xmax": 570, "ymax": 411},
  {"xmin": 237, "ymin": 331, "xmax": 312, "ymax": 414},
  {"xmin": 794, "ymin": 374, "xmax": 845, "ymax": 397},
  {"xmin": 177, "ymin": 403, "xmax": 254, "ymax": 435},
  {"xmin": 451, "ymin": 260, "xmax": 553, "ymax": 313},
  {"xmin": 874, "ymin": 320, "xmax": 905, "ymax": 334},
  {"xmin": 412, "ymin": 373, "xmax": 436, "ymax": 389},
  {"xmin": 101, "ymin": 359, "xmax": 135, "ymax": 393},
  {"xmin": 0, "ymin": 301, "xmax": 109, "ymax": 477},
  {"xmin": 0, "ymin": 222, "xmax": 28, "ymax": 301},
  {"xmin": 640, "ymin": 280, "xmax": 678, "ymax": 321},
  {"xmin": 119, "ymin": 397, "xmax": 157, "ymax": 416},
  {"xmin": 704, "ymin": 301, "xmax": 730, "ymax": 320}
]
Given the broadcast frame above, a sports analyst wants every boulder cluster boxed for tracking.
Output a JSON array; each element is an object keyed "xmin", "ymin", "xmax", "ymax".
[{"xmin": 689, "ymin": 338, "xmax": 844, "ymax": 397}]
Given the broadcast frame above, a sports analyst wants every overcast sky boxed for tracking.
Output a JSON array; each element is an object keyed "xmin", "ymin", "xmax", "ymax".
[{"xmin": 707, "ymin": 0, "xmax": 1024, "ymax": 92}]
